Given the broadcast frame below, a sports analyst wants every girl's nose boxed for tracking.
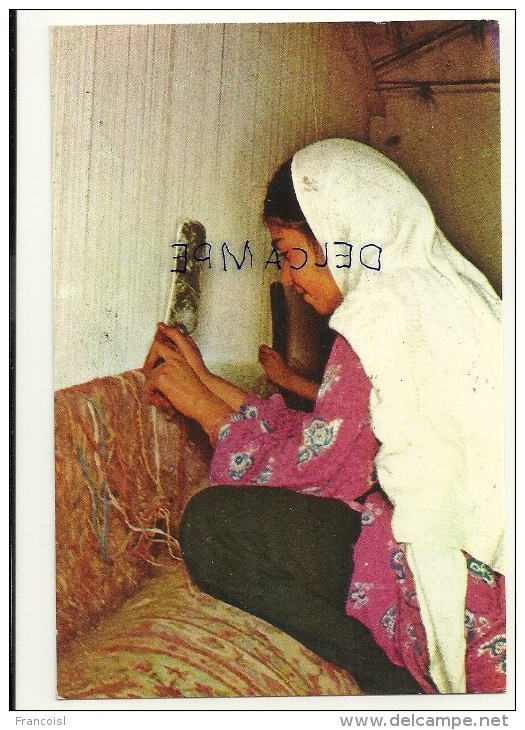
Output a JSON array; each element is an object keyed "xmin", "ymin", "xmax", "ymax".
[{"xmin": 281, "ymin": 260, "xmax": 293, "ymax": 287}]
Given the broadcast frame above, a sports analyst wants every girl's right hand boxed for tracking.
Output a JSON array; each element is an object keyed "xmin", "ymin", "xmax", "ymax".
[
  {"xmin": 144, "ymin": 339, "xmax": 211, "ymax": 419},
  {"xmin": 145, "ymin": 323, "xmax": 211, "ymax": 383},
  {"xmin": 144, "ymin": 337, "xmax": 234, "ymax": 440}
]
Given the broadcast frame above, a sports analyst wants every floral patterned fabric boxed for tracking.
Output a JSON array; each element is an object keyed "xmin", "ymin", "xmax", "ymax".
[
  {"xmin": 348, "ymin": 492, "xmax": 506, "ymax": 694},
  {"xmin": 210, "ymin": 335, "xmax": 506, "ymax": 693},
  {"xmin": 212, "ymin": 336, "xmax": 378, "ymax": 508}
]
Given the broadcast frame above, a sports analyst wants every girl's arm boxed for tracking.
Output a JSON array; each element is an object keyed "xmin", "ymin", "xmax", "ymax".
[
  {"xmin": 144, "ymin": 336, "xmax": 234, "ymax": 443},
  {"xmin": 198, "ymin": 371, "xmax": 248, "ymax": 413},
  {"xmin": 210, "ymin": 337, "xmax": 377, "ymax": 501},
  {"xmin": 282, "ymin": 372, "xmax": 319, "ymax": 402},
  {"xmin": 145, "ymin": 323, "xmax": 247, "ymax": 412},
  {"xmin": 259, "ymin": 345, "xmax": 319, "ymax": 401}
]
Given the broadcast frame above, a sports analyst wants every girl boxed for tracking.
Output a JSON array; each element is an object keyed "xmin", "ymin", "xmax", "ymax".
[{"xmin": 144, "ymin": 139, "xmax": 505, "ymax": 694}]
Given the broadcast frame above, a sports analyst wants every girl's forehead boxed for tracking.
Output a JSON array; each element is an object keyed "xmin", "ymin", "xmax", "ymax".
[{"xmin": 267, "ymin": 224, "xmax": 314, "ymax": 251}]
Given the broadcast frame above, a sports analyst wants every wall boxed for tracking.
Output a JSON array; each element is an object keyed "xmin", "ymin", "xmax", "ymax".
[
  {"xmin": 51, "ymin": 22, "xmax": 368, "ymax": 389},
  {"xmin": 367, "ymin": 24, "xmax": 502, "ymax": 294}
]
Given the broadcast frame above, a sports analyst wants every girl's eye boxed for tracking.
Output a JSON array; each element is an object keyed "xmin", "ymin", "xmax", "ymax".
[{"xmin": 285, "ymin": 248, "xmax": 308, "ymax": 269}]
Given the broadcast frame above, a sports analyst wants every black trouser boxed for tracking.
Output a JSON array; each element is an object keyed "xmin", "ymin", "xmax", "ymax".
[{"xmin": 179, "ymin": 486, "xmax": 423, "ymax": 695}]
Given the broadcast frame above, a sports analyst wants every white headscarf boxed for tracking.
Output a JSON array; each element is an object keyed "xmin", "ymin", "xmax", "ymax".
[{"xmin": 291, "ymin": 139, "xmax": 504, "ymax": 692}]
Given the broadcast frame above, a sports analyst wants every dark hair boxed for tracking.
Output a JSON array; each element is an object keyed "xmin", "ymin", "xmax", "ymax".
[{"xmin": 263, "ymin": 157, "xmax": 315, "ymax": 239}]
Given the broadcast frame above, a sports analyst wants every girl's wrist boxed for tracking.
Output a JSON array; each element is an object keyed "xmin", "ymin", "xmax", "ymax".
[
  {"xmin": 193, "ymin": 393, "xmax": 233, "ymax": 442},
  {"xmin": 200, "ymin": 370, "xmax": 218, "ymax": 392}
]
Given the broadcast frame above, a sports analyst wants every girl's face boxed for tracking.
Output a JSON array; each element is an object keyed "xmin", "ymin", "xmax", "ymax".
[{"xmin": 267, "ymin": 221, "xmax": 343, "ymax": 316}]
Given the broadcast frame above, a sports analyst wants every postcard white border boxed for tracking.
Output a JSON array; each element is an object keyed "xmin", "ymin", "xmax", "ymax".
[{"xmin": 12, "ymin": 4, "xmax": 519, "ymax": 722}]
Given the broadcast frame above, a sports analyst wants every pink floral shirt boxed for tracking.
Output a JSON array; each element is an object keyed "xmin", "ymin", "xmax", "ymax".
[
  {"xmin": 210, "ymin": 335, "xmax": 506, "ymax": 693},
  {"xmin": 211, "ymin": 336, "xmax": 377, "ymax": 504}
]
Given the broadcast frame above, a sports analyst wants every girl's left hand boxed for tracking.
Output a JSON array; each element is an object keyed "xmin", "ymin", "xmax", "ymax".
[{"xmin": 259, "ymin": 345, "xmax": 295, "ymax": 388}]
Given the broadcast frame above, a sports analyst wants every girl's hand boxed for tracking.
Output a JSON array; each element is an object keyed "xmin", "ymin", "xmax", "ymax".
[
  {"xmin": 148, "ymin": 323, "xmax": 211, "ymax": 383},
  {"xmin": 143, "ymin": 324, "xmax": 182, "ymax": 376},
  {"xmin": 144, "ymin": 340, "xmax": 212, "ymax": 422},
  {"xmin": 145, "ymin": 339, "xmax": 234, "ymax": 441},
  {"xmin": 259, "ymin": 345, "xmax": 319, "ymax": 401},
  {"xmin": 258, "ymin": 345, "xmax": 296, "ymax": 389}
]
